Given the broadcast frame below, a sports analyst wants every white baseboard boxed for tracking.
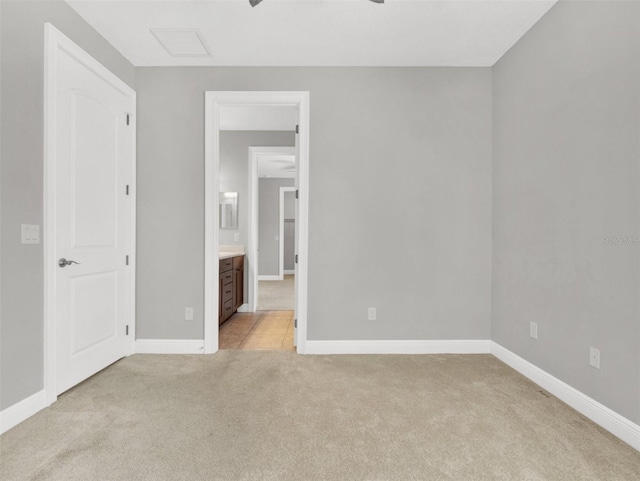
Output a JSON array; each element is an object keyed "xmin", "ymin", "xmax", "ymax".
[
  {"xmin": 237, "ymin": 303, "xmax": 250, "ymax": 312},
  {"xmin": 284, "ymin": 270, "xmax": 295, "ymax": 275},
  {"xmin": 490, "ymin": 341, "xmax": 640, "ymax": 451},
  {"xmin": 304, "ymin": 339, "xmax": 491, "ymax": 355},
  {"xmin": 258, "ymin": 275, "xmax": 280, "ymax": 281},
  {"xmin": 0, "ymin": 390, "xmax": 47, "ymax": 434},
  {"xmin": 136, "ymin": 339, "xmax": 204, "ymax": 354}
]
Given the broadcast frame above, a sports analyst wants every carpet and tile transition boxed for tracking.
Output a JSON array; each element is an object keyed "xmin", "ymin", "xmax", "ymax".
[
  {"xmin": 219, "ymin": 311, "xmax": 295, "ymax": 351},
  {"xmin": 1, "ymin": 352, "xmax": 639, "ymax": 480}
]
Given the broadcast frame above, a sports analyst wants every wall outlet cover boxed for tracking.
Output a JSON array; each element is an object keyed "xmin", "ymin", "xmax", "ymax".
[
  {"xmin": 368, "ymin": 307, "xmax": 377, "ymax": 321},
  {"xmin": 185, "ymin": 307, "xmax": 194, "ymax": 321},
  {"xmin": 589, "ymin": 347, "xmax": 600, "ymax": 369}
]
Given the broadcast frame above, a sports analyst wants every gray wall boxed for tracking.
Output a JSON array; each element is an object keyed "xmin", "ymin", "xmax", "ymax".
[
  {"xmin": 258, "ymin": 178, "xmax": 295, "ymax": 276},
  {"xmin": 219, "ymin": 131, "xmax": 294, "ymax": 248},
  {"xmin": 0, "ymin": 1, "xmax": 135, "ymax": 409},
  {"xmin": 135, "ymin": 67, "xmax": 493, "ymax": 342},
  {"xmin": 492, "ymin": 0, "xmax": 640, "ymax": 424}
]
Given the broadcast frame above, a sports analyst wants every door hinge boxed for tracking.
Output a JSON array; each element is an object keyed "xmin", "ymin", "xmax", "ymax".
[
  {"xmin": 295, "ymin": 124, "xmax": 299, "ymax": 134},
  {"xmin": 125, "ymin": 255, "xmax": 129, "ymax": 266},
  {"xmin": 295, "ymin": 189, "xmax": 299, "ymax": 199},
  {"xmin": 126, "ymin": 185, "xmax": 129, "ymax": 196},
  {"xmin": 294, "ymin": 319, "xmax": 297, "ymax": 328},
  {"xmin": 126, "ymin": 325, "xmax": 129, "ymax": 336},
  {"xmin": 295, "ymin": 254, "xmax": 298, "ymax": 264},
  {"xmin": 126, "ymin": 114, "xmax": 130, "ymax": 125}
]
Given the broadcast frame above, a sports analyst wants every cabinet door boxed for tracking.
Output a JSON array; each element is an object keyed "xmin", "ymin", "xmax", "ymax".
[
  {"xmin": 234, "ymin": 267, "xmax": 243, "ymax": 310},
  {"xmin": 218, "ymin": 275, "xmax": 223, "ymax": 324}
]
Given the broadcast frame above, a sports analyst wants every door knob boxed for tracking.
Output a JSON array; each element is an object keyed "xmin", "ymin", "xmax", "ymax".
[{"xmin": 58, "ymin": 258, "xmax": 80, "ymax": 268}]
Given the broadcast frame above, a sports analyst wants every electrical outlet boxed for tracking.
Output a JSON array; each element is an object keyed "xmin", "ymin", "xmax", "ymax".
[
  {"xmin": 185, "ymin": 307, "xmax": 194, "ymax": 321},
  {"xmin": 589, "ymin": 347, "xmax": 600, "ymax": 369},
  {"xmin": 234, "ymin": 232, "xmax": 240, "ymax": 242},
  {"xmin": 368, "ymin": 307, "xmax": 377, "ymax": 321},
  {"xmin": 529, "ymin": 321, "xmax": 538, "ymax": 340}
]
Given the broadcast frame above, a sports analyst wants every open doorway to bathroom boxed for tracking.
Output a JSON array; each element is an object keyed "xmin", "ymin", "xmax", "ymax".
[
  {"xmin": 220, "ymin": 148, "xmax": 297, "ymax": 351},
  {"xmin": 204, "ymin": 92, "xmax": 310, "ymax": 354}
]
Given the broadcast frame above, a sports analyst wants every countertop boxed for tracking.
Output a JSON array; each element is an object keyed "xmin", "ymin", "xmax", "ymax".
[{"xmin": 219, "ymin": 252, "xmax": 245, "ymax": 260}]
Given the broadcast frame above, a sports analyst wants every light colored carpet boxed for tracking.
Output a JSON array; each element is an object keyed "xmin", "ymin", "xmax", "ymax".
[
  {"xmin": 1, "ymin": 352, "xmax": 639, "ymax": 480},
  {"xmin": 257, "ymin": 275, "xmax": 294, "ymax": 311}
]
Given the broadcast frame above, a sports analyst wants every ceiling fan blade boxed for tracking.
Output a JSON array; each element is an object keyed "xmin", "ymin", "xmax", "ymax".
[{"xmin": 369, "ymin": 0, "xmax": 385, "ymax": 3}]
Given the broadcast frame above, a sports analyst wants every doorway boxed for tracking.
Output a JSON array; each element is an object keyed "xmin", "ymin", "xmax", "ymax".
[
  {"xmin": 279, "ymin": 186, "xmax": 297, "ymax": 281},
  {"xmin": 247, "ymin": 147, "xmax": 296, "ymax": 312},
  {"xmin": 253, "ymin": 184, "xmax": 296, "ymax": 309},
  {"xmin": 221, "ymin": 144, "xmax": 295, "ymax": 350},
  {"xmin": 253, "ymin": 185, "xmax": 296, "ymax": 311},
  {"xmin": 204, "ymin": 92, "xmax": 310, "ymax": 354}
]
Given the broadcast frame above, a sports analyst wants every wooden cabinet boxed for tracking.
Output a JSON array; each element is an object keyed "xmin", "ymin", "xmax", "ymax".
[
  {"xmin": 219, "ymin": 255, "xmax": 244, "ymax": 325},
  {"xmin": 233, "ymin": 256, "xmax": 244, "ymax": 311}
]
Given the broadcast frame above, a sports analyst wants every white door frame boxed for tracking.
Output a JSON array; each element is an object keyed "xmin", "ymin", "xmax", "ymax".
[
  {"xmin": 204, "ymin": 91, "xmax": 310, "ymax": 354},
  {"xmin": 247, "ymin": 147, "xmax": 295, "ymax": 310},
  {"xmin": 43, "ymin": 24, "xmax": 137, "ymax": 406},
  {"xmin": 279, "ymin": 186, "xmax": 296, "ymax": 279}
]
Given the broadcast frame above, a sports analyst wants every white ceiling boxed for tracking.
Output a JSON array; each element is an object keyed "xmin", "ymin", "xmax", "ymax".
[
  {"xmin": 220, "ymin": 105, "xmax": 297, "ymax": 131},
  {"xmin": 258, "ymin": 154, "xmax": 296, "ymax": 178},
  {"xmin": 66, "ymin": 0, "xmax": 557, "ymax": 67}
]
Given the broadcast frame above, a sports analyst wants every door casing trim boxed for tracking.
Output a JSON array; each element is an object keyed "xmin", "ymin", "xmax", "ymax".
[{"xmin": 204, "ymin": 91, "xmax": 310, "ymax": 354}]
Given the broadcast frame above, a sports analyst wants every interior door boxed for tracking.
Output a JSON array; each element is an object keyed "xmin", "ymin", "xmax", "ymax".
[
  {"xmin": 55, "ymin": 46, "xmax": 132, "ymax": 395},
  {"xmin": 293, "ymin": 124, "xmax": 300, "ymax": 347}
]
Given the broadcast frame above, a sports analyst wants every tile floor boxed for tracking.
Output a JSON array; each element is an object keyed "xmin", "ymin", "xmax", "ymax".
[{"xmin": 219, "ymin": 310, "xmax": 295, "ymax": 351}]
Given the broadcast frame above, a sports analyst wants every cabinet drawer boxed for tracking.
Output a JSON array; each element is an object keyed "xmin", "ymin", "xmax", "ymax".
[
  {"xmin": 219, "ymin": 258, "xmax": 233, "ymax": 273},
  {"xmin": 223, "ymin": 298, "xmax": 234, "ymax": 319},
  {"xmin": 221, "ymin": 281, "xmax": 233, "ymax": 303},
  {"xmin": 220, "ymin": 270, "xmax": 233, "ymax": 286},
  {"xmin": 232, "ymin": 255, "xmax": 244, "ymax": 269}
]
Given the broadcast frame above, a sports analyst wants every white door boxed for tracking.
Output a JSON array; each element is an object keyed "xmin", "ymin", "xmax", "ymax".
[{"xmin": 54, "ymin": 42, "xmax": 133, "ymax": 395}]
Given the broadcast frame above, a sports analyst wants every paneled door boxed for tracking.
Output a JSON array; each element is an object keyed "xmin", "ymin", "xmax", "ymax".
[{"xmin": 52, "ymin": 26, "xmax": 134, "ymax": 395}]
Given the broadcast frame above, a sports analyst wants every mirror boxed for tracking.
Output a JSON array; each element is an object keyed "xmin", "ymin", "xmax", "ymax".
[{"xmin": 220, "ymin": 192, "xmax": 238, "ymax": 229}]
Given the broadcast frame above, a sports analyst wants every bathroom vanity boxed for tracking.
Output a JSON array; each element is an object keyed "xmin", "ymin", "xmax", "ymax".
[{"xmin": 219, "ymin": 253, "xmax": 244, "ymax": 325}]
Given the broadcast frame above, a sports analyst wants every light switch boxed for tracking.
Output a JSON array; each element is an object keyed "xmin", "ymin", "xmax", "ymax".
[
  {"xmin": 21, "ymin": 224, "xmax": 40, "ymax": 244},
  {"xmin": 234, "ymin": 232, "xmax": 240, "ymax": 242}
]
